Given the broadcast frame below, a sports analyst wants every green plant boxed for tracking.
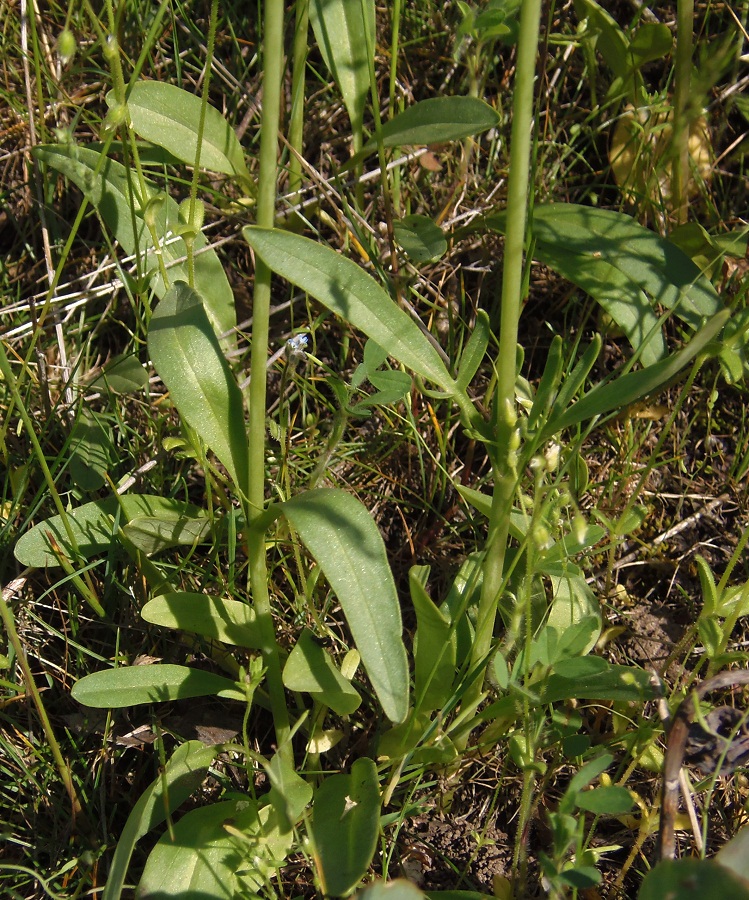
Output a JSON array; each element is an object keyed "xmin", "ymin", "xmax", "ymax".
[{"xmin": 6, "ymin": 1, "xmax": 747, "ymax": 897}]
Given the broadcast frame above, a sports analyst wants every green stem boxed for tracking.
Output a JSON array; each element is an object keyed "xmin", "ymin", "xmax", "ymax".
[
  {"xmin": 671, "ymin": 0, "xmax": 694, "ymax": 225},
  {"xmin": 463, "ymin": 0, "xmax": 542, "ymax": 716},
  {"xmin": 247, "ymin": 0, "xmax": 292, "ymax": 764}
]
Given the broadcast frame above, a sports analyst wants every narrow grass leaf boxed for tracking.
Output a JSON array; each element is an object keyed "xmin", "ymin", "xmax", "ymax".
[
  {"xmin": 14, "ymin": 495, "xmax": 209, "ymax": 568},
  {"xmin": 33, "ymin": 145, "xmax": 235, "ymax": 344},
  {"xmin": 71, "ymin": 663, "xmax": 242, "ymax": 707},
  {"xmin": 103, "ymin": 740, "xmax": 217, "ymax": 900},
  {"xmin": 148, "ymin": 281, "xmax": 249, "ymax": 496},
  {"xmin": 311, "ymin": 758, "xmax": 380, "ymax": 897},
  {"xmin": 117, "ymin": 81, "xmax": 252, "ymax": 185},
  {"xmin": 243, "ymin": 227, "xmax": 455, "ymax": 393},
  {"xmin": 280, "ymin": 489, "xmax": 409, "ymax": 724},
  {"xmin": 142, "ymin": 593, "xmax": 262, "ymax": 648}
]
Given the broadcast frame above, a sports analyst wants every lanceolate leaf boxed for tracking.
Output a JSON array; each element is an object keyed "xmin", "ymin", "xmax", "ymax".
[
  {"xmin": 311, "ymin": 758, "xmax": 380, "ymax": 896},
  {"xmin": 148, "ymin": 281, "xmax": 249, "ymax": 496},
  {"xmin": 141, "ymin": 593, "xmax": 262, "ymax": 648},
  {"xmin": 283, "ymin": 629, "xmax": 361, "ymax": 715},
  {"xmin": 102, "ymin": 740, "xmax": 218, "ymax": 900},
  {"xmin": 116, "ymin": 81, "xmax": 252, "ymax": 186},
  {"xmin": 32, "ymin": 145, "xmax": 235, "ymax": 343},
  {"xmin": 487, "ymin": 204, "xmax": 722, "ymax": 366},
  {"xmin": 309, "ymin": 0, "xmax": 374, "ymax": 140},
  {"xmin": 531, "ymin": 204, "xmax": 721, "ymax": 327},
  {"xmin": 243, "ymin": 226, "xmax": 454, "ymax": 393},
  {"xmin": 362, "ymin": 96, "xmax": 500, "ymax": 152},
  {"xmin": 280, "ymin": 489, "xmax": 409, "ymax": 724},
  {"xmin": 14, "ymin": 494, "xmax": 209, "ymax": 568},
  {"xmin": 72, "ymin": 664, "xmax": 243, "ymax": 707},
  {"xmin": 136, "ymin": 799, "xmax": 288, "ymax": 898}
]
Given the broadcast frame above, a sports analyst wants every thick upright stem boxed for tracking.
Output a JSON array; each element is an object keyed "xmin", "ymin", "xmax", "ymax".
[
  {"xmin": 247, "ymin": 0, "xmax": 292, "ymax": 762},
  {"xmin": 463, "ymin": 0, "xmax": 543, "ymax": 715}
]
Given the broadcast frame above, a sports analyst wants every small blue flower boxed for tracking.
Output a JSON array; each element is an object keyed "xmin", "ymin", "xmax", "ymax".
[{"xmin": 286, "ymin": 333, "xmax": 309, "ymax": 362}]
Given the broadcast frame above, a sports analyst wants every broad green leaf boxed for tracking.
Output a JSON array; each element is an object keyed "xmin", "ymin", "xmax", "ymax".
[
  {"xmin": 148, "ymin": 281, "xmax": 249, "ymax": 496},
  {"xmin": 311, "ymin": 758, "xmax": 380, "ymax": 897},
  {"xmin": 696, "ymin": 555, "xmax": 719, "ymax": 617},
  {"xmin": 103, "ymin": 740, "xmax": 217, "ymax": 900},
  {"xmin": 141, "ymin": 593, "xmax": 261, "ymax": 648},
  {"xmin": 545, "ymin": 574, "xmax": 601, "ymax": 652},
  {"xmin": 351, "ymin": 339, "xmax": 389, "ymax": 390},
  {"xmin": 349, "ymin": 368, "xmax": 412, "ymax": 416},
  {"xmin": 716, "ymin": 826, "xmax": 749, "ymax": 885},
  {"xmin": 575, "ymin": 785, "xmax": 633, "ymax": 815},
  {"xmin": 409, "ymin": 569, "xmax": 456, "ymax": 713},
  {"xmin": 116, "ymin": 81, "xmax": 252, "ymax": 187},
  {"xmin": 393, "ymin": 215, "xmax": 447, "ymax": 264},
  {"xmin": 120, "ymin": 514, "xmax": 212, "ymax": 557},
  {"xmin": 361, "ymin": 97, "xmax": 500, "ymax": 152},
  {"xmin": 32, "ymin": 145, "xmax": 235, "ymax": 344},
  {"xmin": 573, "ymin": 0, "xmax": 629, "ymax": 81},
  {"xmin": 243, "ymin": 227, "xmax": 455, "ymax": 393},
  {"xmin": 488, "ymin": 205, "xmax": 723, "ymax": 366},
  {"xmin": 283, "ymin": 628, "xmax": 362, "ymax": 715},
  {"xmin": 559, "ymin": 753, "xmax": 613, "ymax": 815},
  {"xmin": 88, "ymin": 353, "xmax": 148, "ymax": 392},
  {"xmin": 639, "ymin": 858, "xmax": 749, "ymax": 899},
  {"xmin": 69, "ymin": 408, "xmax": 113, "ymax": 491},
  {"xmin": 541, "ymin": 308, "xmax": 730, "ymax": 439},
  {"xmin": 71, "ymin": 663, "xmax": 243, "ymax": 708},
  {"xmin": 423, "ymin": 893, "xmax": 494, "ymax": 900},
  {"xmin": 14, "ymin": 494, "xmax": 209, "ymax": 568},
  {"xmin": 280, "ymin": 489, "xmax": 409, "ymax": 724},
  {"xmin": 531, "ymin": 204, "xmax": 721, "ymax": 327},
  {"xmin": 136, "ymin": 799, "xmax": 286, "ymax": 898},
  {"xmin": 309, "ymin": 0, "xmax": 374, "ymax": 141},
  {"xmin": 628, "ymin": 23, "xmax": 673, "ymax": 70}
]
